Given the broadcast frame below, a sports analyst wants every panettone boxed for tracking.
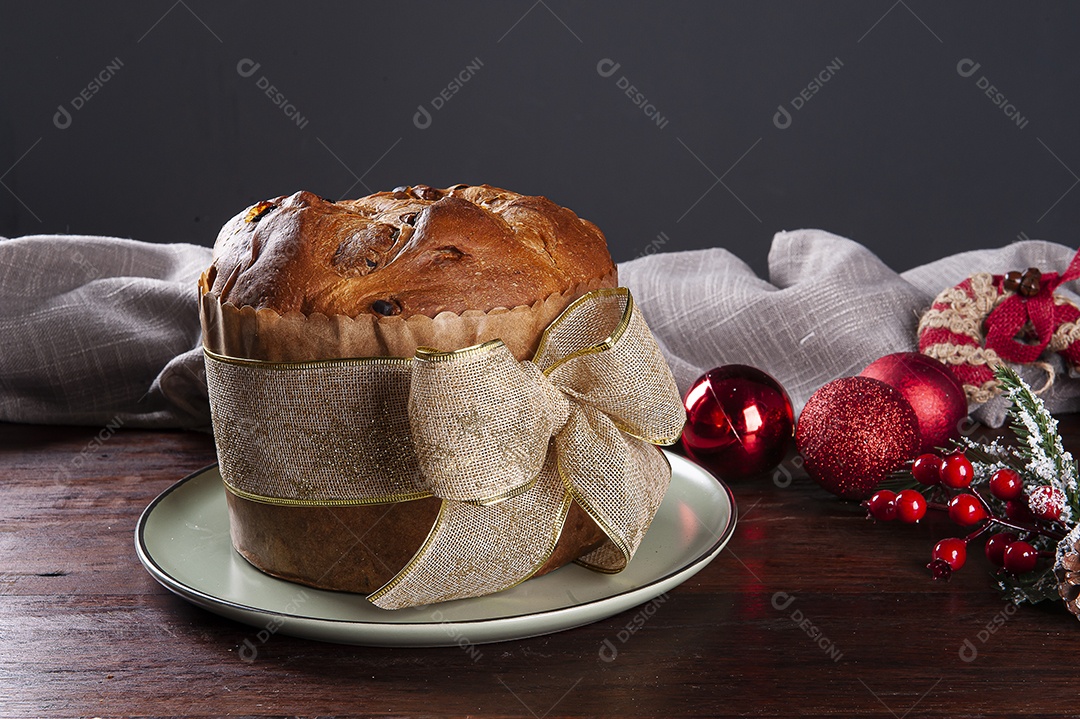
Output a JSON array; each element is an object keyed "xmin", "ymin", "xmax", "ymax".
[
  {"xmin": 201, "ymin": 184, "xmax": 619, "ymax": 594},
  {"xmin": 208, "ymin": 184, "xmax": 615, "ymax": 319}
]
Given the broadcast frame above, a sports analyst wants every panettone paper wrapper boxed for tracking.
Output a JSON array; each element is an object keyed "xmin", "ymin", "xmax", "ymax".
[{"xmin": 199, "ymin": 270, "xmax": 618, "ymax": 362}]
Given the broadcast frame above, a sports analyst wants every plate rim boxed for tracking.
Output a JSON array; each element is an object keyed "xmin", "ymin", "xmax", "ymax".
[{"xmin": 135, "ymin": 451, "xmax": 737, "ymax": 637}]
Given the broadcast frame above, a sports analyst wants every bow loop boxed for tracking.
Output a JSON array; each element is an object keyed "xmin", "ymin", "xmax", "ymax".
[
  {"xmin": 529, "ymin": 361, "xmax": 574, "ymax": 434},
  {"xmin": 537, "ymin": 288, "xmax": 687, "ymax": 444},
  {"xmin": 408, "ymin": 342, "xmax": 563, "ymax": 505}
]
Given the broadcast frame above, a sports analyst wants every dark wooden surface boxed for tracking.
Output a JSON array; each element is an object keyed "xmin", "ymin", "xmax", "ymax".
[{"xmin": 4, "ymin": 419, "xmax": 1080, "ymax": 719}]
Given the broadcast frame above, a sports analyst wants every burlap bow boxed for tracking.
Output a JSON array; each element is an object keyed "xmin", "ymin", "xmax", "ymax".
[
  {"xmin": 371, "ymin": 288, "xmax": 686, "ymax": 608},
  {"xmin": 204, "ymin": 288, "xmax": 686, "ymax": 609},
  {"xmin": 985, "ymin": 248, "xmax": 1080, "ymax": 363}
]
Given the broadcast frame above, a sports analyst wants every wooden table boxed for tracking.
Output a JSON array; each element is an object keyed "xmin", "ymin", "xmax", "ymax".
[{"xmin": 4, "ymin": 419, "xmax": 1079, "ymax": 718}]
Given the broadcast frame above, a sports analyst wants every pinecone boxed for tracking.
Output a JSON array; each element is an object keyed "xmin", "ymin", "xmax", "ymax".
[{"xmin": 1055, "ymin": 524, "xmax": 1080, "ymax": 618}]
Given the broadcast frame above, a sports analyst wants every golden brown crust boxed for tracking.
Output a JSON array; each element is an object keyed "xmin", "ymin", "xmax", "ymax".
[{"xmin": 209, "ymin": 184, "xmax": 616, "ymax": 319}]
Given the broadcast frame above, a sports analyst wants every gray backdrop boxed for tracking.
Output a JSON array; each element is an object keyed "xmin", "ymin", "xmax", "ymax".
[{"xmin": 2, "ymin": 1, "xmax": 1078, "ymax": 276}]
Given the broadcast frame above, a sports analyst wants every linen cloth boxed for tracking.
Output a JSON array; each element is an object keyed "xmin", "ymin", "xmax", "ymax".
[
  {"xmin": 1, "ymin": 229, "xmax": 1077, "ymax": 430},
  {"xmin": 0, "ymin": 235, "xmax": 211, "ymax": 428}
]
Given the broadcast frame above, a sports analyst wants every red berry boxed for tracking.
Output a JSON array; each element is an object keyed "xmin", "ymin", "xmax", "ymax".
[
  {"xmin": 895, "ymin": 489, "xmax": 927, "ymax": 523},
  {"xmin": 865, "ymin": 490, "xmax": 898, "ymax": 521},
  {"xmin": 1028, "ymin": 486, "xmax": 1065, "ymax": 522},
  {"xmin": 940, "ymin": 452, "xmax": 974, "ymax": 489},
  {"xmin": 1006, "ymin": 499, "xmax": 1033, "ymax": 522},
  {"xmin": 927, "ymin": 558, "xmax": 953, "ymax": 580},
  {"xmin": 984, "ymin": 532, "xmax": 1018, "ymax": 567},
  {"xmin": 932, "ymin": 538, "xmax": 967, "ymax": 571},
  {"xmin": 911, "ymin": 454, "xmax": 942, "ymax": 486},
  {"xmin": 989, "ymin": 468, "xmax": 1023, "ymax": 501},
  {"xmin": 948, "ymin": 494, "xmax": 987, "ymax": 526},
  {"xmin": 1003, "ymin": 540, "xmax": 1038, "ymax": 574}
]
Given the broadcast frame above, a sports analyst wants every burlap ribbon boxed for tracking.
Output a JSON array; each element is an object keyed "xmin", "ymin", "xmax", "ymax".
[{"xmin": 204, "ymin": 288, "xmax": 686, "ymax": 609}]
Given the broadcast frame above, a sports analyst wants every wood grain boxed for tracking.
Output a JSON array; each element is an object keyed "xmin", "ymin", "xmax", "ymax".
[{"xmin": 3, "ymin": 418, "xmax": 1079, "ymax": 718}]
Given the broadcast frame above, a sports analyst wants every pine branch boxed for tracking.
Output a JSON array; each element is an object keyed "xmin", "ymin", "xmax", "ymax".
[
  {"xmin": 956, "ymin": 437, "xmax": 1020, "ymax": 467},
  {"xmin": 994, "ymin": 364, "xmax": 1080, "ymax": 519},
  {"xmin": 999, "ymin": 568, "xmax": 1061, "ymax": 606}
]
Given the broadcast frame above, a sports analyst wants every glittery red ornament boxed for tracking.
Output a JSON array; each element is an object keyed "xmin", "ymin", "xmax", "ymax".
[
  {"xmin": 796, "ymin": 376, "xmax": 920, "ymax": 499},
  {"xmin": 681, "ymin": 365, "xmax": 794, "ymax": 479},
  {"xmin": 861, "ymin": 352, "xmax": 968, "ymax": 454}
]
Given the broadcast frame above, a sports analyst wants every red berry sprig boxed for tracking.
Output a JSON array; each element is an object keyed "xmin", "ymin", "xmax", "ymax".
[
  {"xmin": 860, "ymin": 363, "xmax": 1080, "ymax": 607},
  {"xmin": 984, "ymin": 532, "xmax": 1017, "ymax": 567},
  {"xmin": 989, "ymin": 468, "xmax": 1023, "ymax": 501},
  {"xmin": 948, "ymin": 494, "xmax": 986, "ymax": 526},
  {"xmin": 940, "ymin": 452, "xmax": 974, "ymax": 489},
  {"xmin": 895, "ymin": 489, "xmax": 927, "ymax": 523},
  {"xmin": 866, "ymin": 490, "xmax": 897, "ymax": 521},
  {"xmin": 861, "ymin": 448, "xmax": 1068, "ymax": 582},
  {"xmin": 911, "ymin": 454, "xmax": 942, "ymax": 486}
]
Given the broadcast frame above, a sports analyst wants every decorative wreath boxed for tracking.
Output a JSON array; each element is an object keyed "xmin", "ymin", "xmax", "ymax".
[{"xmin": 918, "ymin": 254, "xmax": 1080, "ymax": 404}]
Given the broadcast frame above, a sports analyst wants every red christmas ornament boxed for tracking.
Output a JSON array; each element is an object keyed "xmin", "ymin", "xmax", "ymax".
[
  {"xmin": 681, "ymin": 365, "xmax": 794, "ymax": 479},
  {"xmin": 917, "ymin": 250, "xmax": 1080, "ymax": 402},
  {"xmin": 860, "ymin": 352, "xmax": 968, "ymax": 454},
  {"xmin": 796, "ymin": 376, "xmax": 920, "ymax": 499}
]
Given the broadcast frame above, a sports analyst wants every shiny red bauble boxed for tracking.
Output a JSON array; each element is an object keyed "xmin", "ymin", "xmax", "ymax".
[
  {"xmin": 796, "ymin": 376, "xmax": 920, "ymax": 499},
  {"xmin": 861, "ymin": 352, "xmax": 969, "ymax": 454},
  {"xmin": 681, "ymin": 365, "xmax": 795, "ymax": 479}
]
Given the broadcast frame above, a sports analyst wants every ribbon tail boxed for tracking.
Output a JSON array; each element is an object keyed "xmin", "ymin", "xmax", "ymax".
[
  {"xmin": 368, "ymin": 451, "xmax": 570, "ymax": 609},
  {"xmin": 556, "ymin": 406, "xmax": 673, "ymax": 573}
]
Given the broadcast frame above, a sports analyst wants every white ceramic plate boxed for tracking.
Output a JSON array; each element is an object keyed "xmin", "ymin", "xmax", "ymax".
[{"xmin": 135, "ymin": 451, "xmax": 736, "ymax": 647}]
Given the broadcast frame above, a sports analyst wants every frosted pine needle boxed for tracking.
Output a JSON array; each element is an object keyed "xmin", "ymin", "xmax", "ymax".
[{"xmin": 995, "ymin": 364, "xmax": 1079, "ymax": 524}]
